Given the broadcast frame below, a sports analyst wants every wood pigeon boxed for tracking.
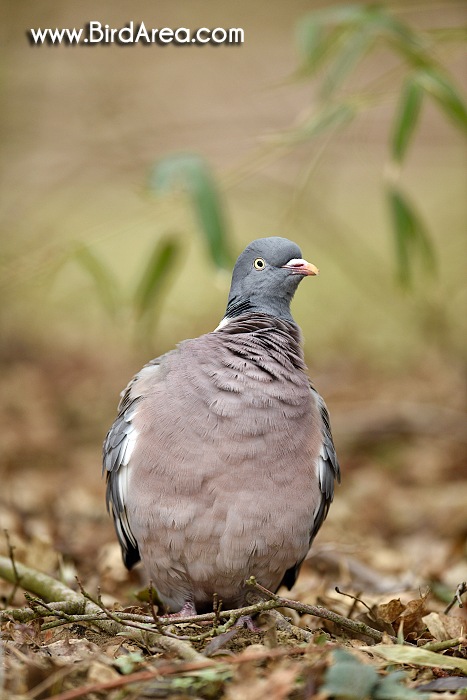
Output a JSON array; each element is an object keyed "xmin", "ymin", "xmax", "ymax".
[{"xmin": 103, "ymin": 237, "xmax": 340, "ymax": 616}]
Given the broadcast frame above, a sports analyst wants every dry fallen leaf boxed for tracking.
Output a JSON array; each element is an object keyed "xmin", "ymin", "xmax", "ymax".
[
  {"xmin": 39, "ymin": 638, "xmax": 101, "ymax": 666},
  {"xmin": 377, "ymin": 598, "xmax": 406, "ymax": 624},
  {"xmin": 87, "ymin": 660, "xmax": 121, "ymax": 685},
  {"xmin": 422, "ymin": 612, "xmax": 466, "ymax": 641},
  {"xmin": 366, "ymin": 644, "xmax": 467, "ymax": 674}
]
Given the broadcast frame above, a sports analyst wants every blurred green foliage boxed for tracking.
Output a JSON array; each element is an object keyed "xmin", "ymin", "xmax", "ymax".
[
  {"xmin": 71, "ymin": 156, "xmax": 231, "ymax": 336},
  {"xmin": 323, "ymin": 649, "xmax": 428, "ymax": 699},
  {"xmin": 73, "ymin": 3, "xmax": 466, "ymax": 330},
  {"xmin": 148, "ymin": 154, "xmax": 232, "ymax": 270},
  {"xmin": 291, "ymin": 3, "xmax": 466, "ymax": 286}
]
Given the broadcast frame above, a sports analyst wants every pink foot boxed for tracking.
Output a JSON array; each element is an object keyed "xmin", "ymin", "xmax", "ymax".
[
  {"xmin": 235, "ymin": 615, "xmax": 263, "ymax": 633},
  {"xmin": 160, "ymin": 601, "xmax": 197, "ymax": 620}
]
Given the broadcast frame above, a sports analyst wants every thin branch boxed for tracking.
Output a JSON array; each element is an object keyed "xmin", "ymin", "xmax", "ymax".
[
  {"xmin": 213, "ymin": 592, "xmax": 222, "ymax": 628},
  {"xmin": 420, "ymin": 636, "xmax": 467, "ymax": 652},
  {"xmin": 24, "ymin": 593, "xmax": 78, "ymax": 623},
  {"xmin": 335, "ymin": 586, "xmax": 373, "ymax": 614},
  {"xmin": 246, "ymin": 577, "xmax": 397, "ymax": 644},
  {"xmin": 444, "ymin": 581, "xmax": 466, "ymax": 614},
  {"xmin": 265, "ymin": 609, "xmax": 313, "ymax": 643},
  {"xmin": 3, "ymin": 529, "xmax": 22, "ymax": 606}
]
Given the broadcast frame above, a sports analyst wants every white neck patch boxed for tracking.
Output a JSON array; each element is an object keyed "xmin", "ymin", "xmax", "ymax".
[{"xmin": 213, "ymin": 317, "xmax": 231, "ymax": 332}]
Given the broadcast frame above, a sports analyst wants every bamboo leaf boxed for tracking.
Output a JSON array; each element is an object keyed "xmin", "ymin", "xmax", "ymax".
[
  {"xmin": 133, "ymin": 237, "xmax": 180, "ymax": 319},
  {"xmin": 295, "ymin": 19, "xmax": 326, "ymax": 71},
  {"xmin": 389, "ymin": 187, "xmax": 416, "ymax": 287},
  {"xmin": 388, "ymin": 188, "xmax": 436, "ymax": 287},
  {"xmin": 295, "ymin": 5, "xmax": 372, "ymax": 78},
  {"xmin": 391, "ymin": 76, "xmax": 424, "ymax": 163},
  {"xmin": 373, "ymin": 12, "xmax": 431, "ymax": 67},
  {"xmin": 320, "ymin": 24, "xmax": 375, "ymax": 98},
  {"xmin": 295, "ymin": 23, "xmax": 346, "ymax": 78},
  {"xmin": 190, "ymin": 167, "xmax": 231, "ymax": 270},
  {"xmin": 418, "ymin": 68, "xmax": 467, "ymax": 133},
  {"xmin": 148, "ymin": 154, "xmax": 231, "ymax": 269},
  {"xmin": 73, "ymin": 244, "xmax": 120, "ymax": 317}
]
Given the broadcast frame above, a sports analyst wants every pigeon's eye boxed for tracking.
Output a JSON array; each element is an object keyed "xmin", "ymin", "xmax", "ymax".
[{"xmin": 253, "ymin": 258, "xmax": 266, "ymax": 270}]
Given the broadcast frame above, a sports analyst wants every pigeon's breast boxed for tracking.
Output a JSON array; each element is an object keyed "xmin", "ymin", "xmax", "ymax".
[
  {"xmin": 125, "ymin": 328, "xmax": 323, "ymax": 608},
  {"xmin": 129, "ymin": 328, "xmax": 322, "ymax": 475}
]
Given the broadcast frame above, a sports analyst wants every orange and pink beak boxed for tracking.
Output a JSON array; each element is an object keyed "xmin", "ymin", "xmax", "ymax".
[{"xmin": 281, "ymin": 258, "xmax": 319, "ymax": 276}]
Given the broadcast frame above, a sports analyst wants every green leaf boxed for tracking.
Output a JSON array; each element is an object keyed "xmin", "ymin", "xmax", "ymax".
[
  {"xmin": 277, "ymin": 102, "xmax": 356, "ymax": 145},
  {"xmin": 295, "ymin": 19, "xmax": 327, "ymax": 71},
  {"xmin": 320, "ymin": 24, "xmax": 375, "ymax": 98},
  {"xmin": 369, "ymin": 644, "xmax": 467, "ymax": 675},
  {"xmin": 418, "ymin": 67, "xmax": 467, "ymax": 133},
  {"xmin": 373, "ymin": 13, "xmax": 431, "ymax": 67},
  {"xmin": 73, "ymin": 244, "xmax": 119, "ymax": 317},
  {"xmin": 388, "ymin": 187, "xmax": 436, "ymax": 287},
  {"xmin": 323, "ymin": 650, "xmax": 378, "ymax": 699},
  {"xmin": 392, "ymin": 76, "xmax": 424, "ymax": 163},
  {"xmin": 295, "ymin": 5, "xmax": 372, "ymax": 78},
  {"xmin": 296, "ymin": 5, "xmax": 435, "ymax": 84},
  {"xmin": 113, "ymin": 651, "xmax": 145, "ymax": 675},
  {"xmin": 133, "ymin": 237, "xmax": 180, "ymax": 319},
  {"xmin": 148, "ymin": 154, "xmax": 231, "ymax": 269}
]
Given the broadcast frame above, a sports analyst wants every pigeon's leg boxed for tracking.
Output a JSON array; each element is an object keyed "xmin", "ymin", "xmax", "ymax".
[
  {"xmin": 162, "ymin": 601, "xmax": 197, "ymax": 619},
  {"xmin": 235, "ymin": 615, "xmax": 263, "ymax": 633}
]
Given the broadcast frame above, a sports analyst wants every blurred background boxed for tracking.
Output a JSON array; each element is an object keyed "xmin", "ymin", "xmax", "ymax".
[{"xmin": 0, "ymin": 0, "xmax": 466, "ymax": 604}]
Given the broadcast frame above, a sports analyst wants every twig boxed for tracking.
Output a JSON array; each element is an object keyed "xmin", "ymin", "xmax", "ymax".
[
  {"xmin": 335, "ymin": 586, "xmax": 373, "ymax": 615},
  {"xmin": 420, "ymin": 636, "xmax": 467, "ymax": 652},
  {"xmin": 77, "ymin": 579, "xmax": 222, "ymax": 646},
  {"xmin": 246, "ymin": 577, "xmax": 397, "ymax": 644},
  {"xmin": 3, "ymin": 529, "xmax": 22, "ymax": 606},
  {"xmin": 265, "ymin": 609, "xmax": 313, "ymax": 642},
  {"xmin": 444, "ymin": 581, "xmax": 466, "ymax": 614},
  {"xmin": 75, "ymin": 579, "xmax": 220, "ymax": 643},
  {"xmin": 76, "ymin": 579, "xmax": 135, "ymax": 628},
  {"xmin": 213, "ymin": 592, "xmax": 221, "ymax": 628},
  {"xmin": 0, "ymin": 598, "xmax": 279, "ymax": 627},
  {"xmin": 147, "ymin": 581, "xmax": 162, "ymax": 627},
  {"xmin": 25, "ymin": 593, "xmax": 78, "ymax": 623},
  {"xmin": 156, "ymin": 598, "xmax": 281, "ymax": 625},
  {"xmin": 0, "ymin": 599, "xmax": 85, "ymax": 624}
]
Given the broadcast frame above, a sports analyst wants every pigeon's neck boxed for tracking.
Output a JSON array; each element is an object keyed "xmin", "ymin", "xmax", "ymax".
[
  {"xmin": 224, "ymin": 294, "xmax": 294, "ymax": 323},
  {"xmin": 213, "ymin": 312, "xmax": 306, "ymax": 373}
]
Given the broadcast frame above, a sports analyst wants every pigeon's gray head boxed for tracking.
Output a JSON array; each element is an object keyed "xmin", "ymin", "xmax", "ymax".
[{"xmin": 225, "ymin": 237, "xmax": 318, "ymax": 322}]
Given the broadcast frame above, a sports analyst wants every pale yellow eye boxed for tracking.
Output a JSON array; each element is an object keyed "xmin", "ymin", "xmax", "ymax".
[{"xmin": 253, "ymin": 257, "xmax": 266, "ymax": 270}]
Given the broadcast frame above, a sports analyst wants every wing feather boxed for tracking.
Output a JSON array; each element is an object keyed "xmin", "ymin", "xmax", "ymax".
[
  {"xmin": 280, "ymin": 385, "xmax": 340, "ymax": 591},
  {"xmin": 102, "ymin": 359, "xmax": 163, "ymax": 569}
]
